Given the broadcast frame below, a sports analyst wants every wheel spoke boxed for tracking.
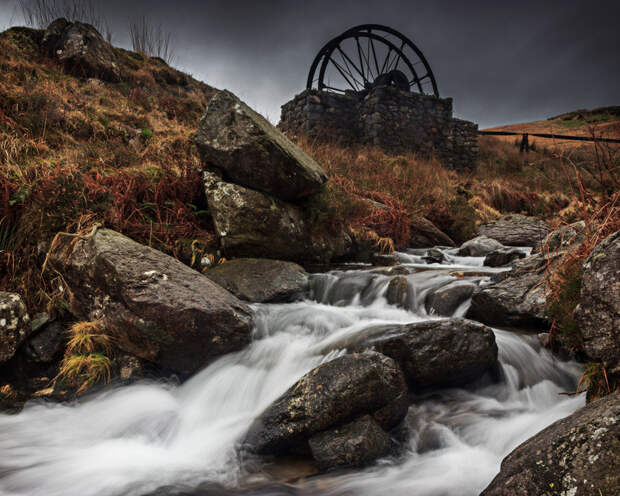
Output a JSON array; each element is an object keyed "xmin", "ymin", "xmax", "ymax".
[
  {"xmin": 380, "ymin": 47, "xmax": 393, "ymax": 74},
  {"xmin": 369, "ymin": 36, "xmax": 381, "ymax": 76},
  {"xmin": 363, "ymin": 36, "xmax": 375, "ymax": 80},
  {"xmin": 338, "ymin": 51, "xmax": 365, "ymax": 89},
  {"xmin": 355, "ymin": 37, "xmax": 368, "ymax": 83},
  {"xmin": 336, "ymin": 46, "xmax": 368, "ymax": 85},
  {"xmin": 330, "ymin": 56, "xmax": 361, "ymax": 91},
  {"xmin": 389, "ymin": 40, "xmax": 406, "ymax": 72},
  {"xmin": 409, "ymin": 74, "xmax": 430, "ymax": 86}
]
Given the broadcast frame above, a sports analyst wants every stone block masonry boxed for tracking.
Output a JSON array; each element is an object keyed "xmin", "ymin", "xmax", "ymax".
[{"xmin": 279, "ymin": 86, "xmax": 478, "ymax": 171}]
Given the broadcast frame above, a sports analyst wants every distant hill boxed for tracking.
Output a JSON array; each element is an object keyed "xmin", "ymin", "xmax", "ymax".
[{"xmin": 483, "ymin": 105, "xmax": 620, "ymax": 148}]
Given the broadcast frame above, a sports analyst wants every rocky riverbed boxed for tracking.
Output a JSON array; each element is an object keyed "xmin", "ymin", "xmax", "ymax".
[{"xmin": 1, "ymin": 242, "xmax": 604, "ymax": 496}]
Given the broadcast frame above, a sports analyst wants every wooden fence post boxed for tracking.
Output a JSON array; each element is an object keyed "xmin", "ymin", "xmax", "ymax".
[{"xmin": 519, "ymin": 133, "xmax": 529, "ymax": 153}]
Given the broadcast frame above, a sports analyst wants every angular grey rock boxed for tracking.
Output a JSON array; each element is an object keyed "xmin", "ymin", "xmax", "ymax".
[
  {"xmin": 0, "ymin": 292, "xmax": 30, "ymax": 363},
  {"xmin": 574, "ymin": 230, "xmax": 620, "ymax": 375},
  {"xmin": 195, "ymin": 90, "xmax": 327, "ymax": 202},
  {"xmin": 308, "ymin": 415, "xmax": 391, "ymax": 471},
  {"xmin": 364, "ymin": 318, "xmax": 498, "ymax": 390},
  {"xmin": 457, "ymin": 235, "xmax": 504, "ymax": 257},
  {"xmin": 243, "ymin": 352, "xmax": 408, "ymax": 455},
  {"xmin": 467, "ymin": 252, "xmax": 554, "ymax": 329},
  {"xmin": 48, "ymin": 228, "xmax": 254, "ymax": 375},
  {"xmin": 409, "ymin": 216, "xmax": 455, "ymax": 248},
  {"xmin": 42, "ymin": 18, "xmax": 120, "ymax": 82},
  {"xmin": 484, "ymin": 247, "xmax": 526, "ymax": 267},
  {"xmin": 425, "ymin": 280, "xmax": 476, "ymax": 316},
  {"xmin": 204, "ymin": 173, "xmax": 349, "ymax": 264},
  {"xmin": 478, "ymin": 214, "xmax": 550, "ymax": 247},
  {"xmin": 481, "ymin": 391, "xmax": 620, "ymax": 496},
  {"xmin": 535, "ymin": 221, "xmax": 585, "ymax": 253},
  {"xmin": 204, "ymin": 258, "xmax": 309, "ymax": 303}
]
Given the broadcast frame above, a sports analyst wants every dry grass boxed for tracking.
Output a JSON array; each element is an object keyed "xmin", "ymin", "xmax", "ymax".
[
  {"xmin": 54, "ymin": 320, "xmax": 113, "ymax": 394},
  {"xmin": 297, "ymin": 135, "xmax": 607, "ymax": 248}
]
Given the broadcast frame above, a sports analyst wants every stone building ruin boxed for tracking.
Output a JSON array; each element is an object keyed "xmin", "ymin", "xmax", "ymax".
[{"xmin": 278, "ymin": 25, "xmax": 478, "ymax": 170}]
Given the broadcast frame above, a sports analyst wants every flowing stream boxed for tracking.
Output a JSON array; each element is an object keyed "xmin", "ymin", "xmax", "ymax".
[{"xmin": 0, "ymin": 249, "xmax": 584, "ymax": 496}]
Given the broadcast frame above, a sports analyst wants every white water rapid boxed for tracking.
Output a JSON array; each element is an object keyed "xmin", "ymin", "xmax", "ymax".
[{"xmin": 0, "ymin": 249, "xmax": 584, "ymax": 496}]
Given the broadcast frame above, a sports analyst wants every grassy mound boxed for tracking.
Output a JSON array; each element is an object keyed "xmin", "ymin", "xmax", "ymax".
[{"xmin": 0, "ymin": 25, "xmax": 216, "ymax": 311}]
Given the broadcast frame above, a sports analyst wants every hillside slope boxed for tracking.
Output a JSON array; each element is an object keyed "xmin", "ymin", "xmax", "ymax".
[
  {"xmin": 0, "ymin": 23, "xmax": 217, "ymax": 306},
  {"xmin": 484, "ymin": 106, "xmax": 620, "ymax": 148}
]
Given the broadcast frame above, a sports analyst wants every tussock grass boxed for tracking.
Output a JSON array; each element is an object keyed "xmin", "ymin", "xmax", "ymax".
[{"xmin": 55, "ymin": 320, "xmax": 113, "ymax": 394}]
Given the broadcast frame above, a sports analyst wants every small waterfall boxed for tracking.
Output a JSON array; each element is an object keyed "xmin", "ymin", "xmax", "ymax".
[{"xmin": 0, "ymin": 248, "xmax": 584, "ymax": 496}]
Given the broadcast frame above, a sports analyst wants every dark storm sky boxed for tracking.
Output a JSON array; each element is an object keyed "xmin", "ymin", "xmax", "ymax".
[{"xmin": 1, "ymin": 0, "xmax": 619, "ymax": 127}]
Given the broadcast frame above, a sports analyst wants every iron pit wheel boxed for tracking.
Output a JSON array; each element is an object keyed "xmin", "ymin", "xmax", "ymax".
[{"xmin": 306, "ymin": 24, "xmax": 439, "ymax": 97}]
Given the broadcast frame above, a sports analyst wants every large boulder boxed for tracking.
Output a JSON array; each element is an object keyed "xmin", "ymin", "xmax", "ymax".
[
  {"xmin": 0, "ymin": 292, "xmax": 31, "ymax": 363},
  {"xmin": 363, "ymin": 318, "xmax": 498, "ymax": 390},
  {"xmin": 467, "ymin": 252, "xmax": 553, "ymax": 329},
  {"xmin": 243, "ymin": 352, "xmax": 408, "ymax": 455},
  {"xmin": 308, "ymin": 415, "xmax": 391, "ymax": 471},
  {"xmin": 481, "ymin": 391, "xmax": 620, "ymax": 496},
  {"xmin": 425, "ymin": 280, "xmax": 477, "ymax": 316},
  {"xmin": 409, "ymin": 216, "xmax": 455, "ymax": 248},
  {"xmin": 204, "ymin": 172, "xmax": 349, "ymax": 264},
  {"xmin": 204, "ymin": 258, "xmax": 309, "ymax": 303},
  {"xmin": 457, "ymin": 235, "xmax": 504, "ymax": 257},
  {"xmin": 574, "ymin": 231, "xmax": 620, "ymax": 376},
  {"xmin": 48, "ymin": 228, "xmax": 254, "ymax": 375},
  {"xmin": 194, "ymin": 90, "xmax": 327, "ymax": 202},
  {"xmin": 42, "ymin": 18, "xmax": 120, "ymax": 82},
  {"xmin": 478, "ymin": 214, "xmax": 550, "ymax": 247}
]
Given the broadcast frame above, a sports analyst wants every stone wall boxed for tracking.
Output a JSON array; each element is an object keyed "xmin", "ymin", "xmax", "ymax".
[{"xmin": 279, "ymin": 87, "xmax": 478, "ymax": 171}]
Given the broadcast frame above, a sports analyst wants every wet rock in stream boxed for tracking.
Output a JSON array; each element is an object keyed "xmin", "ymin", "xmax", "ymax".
[
  {"xmin": 243, "ymin": 351, "xmax": 407, "ymax": 465},
  {"xmin": 457, "ymin": 235, "xmax": 504, "ymax": 257},
  {"xmin": 205, "ymin": 258, "xmax": 309, "ymax": 303},
  {"xmin": 308, "ymin": 415, "xmax": 391, "ymax": 471},
  {"xmin": 425, "ymin": 280, "xmax": 477, "ymax": 316},
  {"xmin": 363, "ymin": 318, "xmax": 499, "ymax": 390}
]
